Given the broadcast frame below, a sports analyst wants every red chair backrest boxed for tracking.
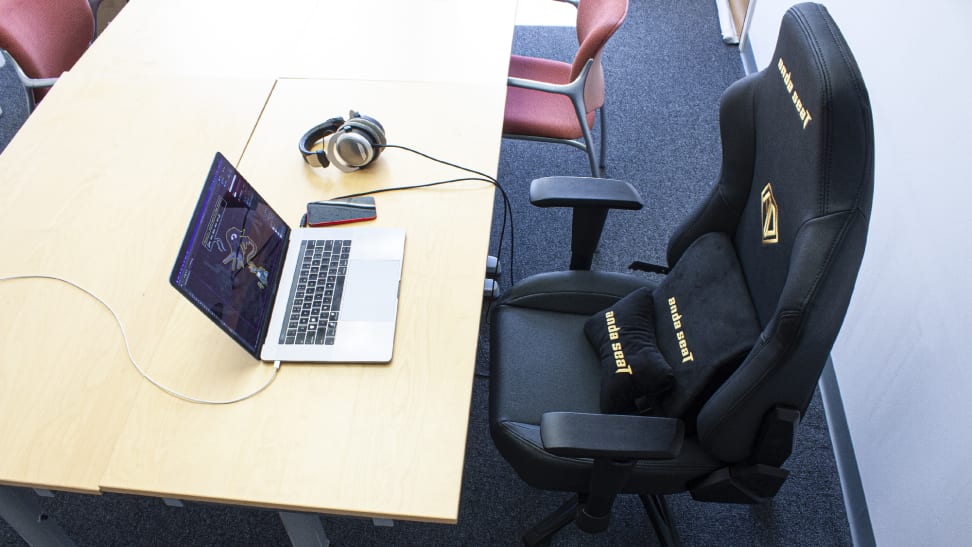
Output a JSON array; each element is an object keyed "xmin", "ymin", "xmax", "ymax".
[
  {"xmin": 0, "ymin": 0, "xmax": 93, "ymax": 99},
  {"xmin": 573, "ymin": 0, "xmax": 628, "ymax": 112}
]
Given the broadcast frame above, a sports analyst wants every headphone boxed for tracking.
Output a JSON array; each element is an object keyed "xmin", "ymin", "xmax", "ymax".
[{"xmin": 298, "ymin": 111, "xmax": 387, "ymax": 173}]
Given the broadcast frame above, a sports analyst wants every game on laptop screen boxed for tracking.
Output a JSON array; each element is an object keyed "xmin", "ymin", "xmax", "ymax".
[{"xmin": 170, "ymin": 152, "xmax": 290, "ymax": 358}]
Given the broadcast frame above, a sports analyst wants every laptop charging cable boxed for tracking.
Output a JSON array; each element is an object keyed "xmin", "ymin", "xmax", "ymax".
[{"xmin": 0, "ymin": 274, "xmax": 282, "ymax": 405}]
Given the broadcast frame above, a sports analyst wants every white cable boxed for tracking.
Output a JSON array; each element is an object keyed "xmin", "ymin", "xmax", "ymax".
[{"xmin": 0, "ymin": 274, "xmax": 282, "ymax": 405}]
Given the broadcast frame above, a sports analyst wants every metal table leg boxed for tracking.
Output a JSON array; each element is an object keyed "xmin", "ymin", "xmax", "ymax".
[
  {"xmin": 0, "ymin": 486, "xmax": 75, "ymax": 546},
  {"xmin": 278, "ymin": 511, "xmax": 330, "ymax": 547}
]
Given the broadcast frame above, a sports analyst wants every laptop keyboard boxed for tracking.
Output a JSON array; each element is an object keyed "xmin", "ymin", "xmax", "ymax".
[{"xmin": 279, "ymin": 239, "xmax": 351, "ymax": 345}]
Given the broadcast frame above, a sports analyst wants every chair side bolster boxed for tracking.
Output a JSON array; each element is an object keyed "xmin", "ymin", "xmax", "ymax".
[
  {"xmin": 540, "ymin": 412, "xmax": 684, "ymax": 460},
  {"xmin": 530, "ymin": 176, "xmax": 643, "ymax": 210}
]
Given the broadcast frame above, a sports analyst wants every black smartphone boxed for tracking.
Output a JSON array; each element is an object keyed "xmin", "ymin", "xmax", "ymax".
[{"xmin": 306, "ymin": 197, "xmax": 377, "ymax": 227}]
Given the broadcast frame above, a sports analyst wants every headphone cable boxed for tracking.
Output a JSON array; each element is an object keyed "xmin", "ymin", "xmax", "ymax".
[{"xmin": 345, "ymin": 143, "xmax": 515, "ymax": 285}]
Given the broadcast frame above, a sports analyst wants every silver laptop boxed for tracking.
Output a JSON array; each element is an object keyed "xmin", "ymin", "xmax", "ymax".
[{"xmin": 170, "ymin": 152, "xmax": 405, "ymax": 363}]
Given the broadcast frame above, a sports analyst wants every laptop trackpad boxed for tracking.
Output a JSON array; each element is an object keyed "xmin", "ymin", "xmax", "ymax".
[{"xmin": 339, "ymin": 260, "xmax": 402, "ymax": 322}]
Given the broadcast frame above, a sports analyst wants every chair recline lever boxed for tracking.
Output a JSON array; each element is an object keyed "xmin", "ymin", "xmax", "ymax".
[{"xmin": 629, "ymin": 261, "xmax": 670, "ymax": 275}]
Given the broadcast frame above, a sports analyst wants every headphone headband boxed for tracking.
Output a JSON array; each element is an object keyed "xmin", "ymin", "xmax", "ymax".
[{"xmin": 298, "ymin": 116, "xmax": 346, "ymax": 168}]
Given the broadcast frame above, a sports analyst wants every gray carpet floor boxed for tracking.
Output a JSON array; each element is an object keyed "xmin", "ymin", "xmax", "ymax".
[
  {"xmin": 0, "ymin": 52, "xmax": 32, "ymax": 154},
  {"xmin": 0, "ymin": 0, "xmax": 852, "ymax": 544}
]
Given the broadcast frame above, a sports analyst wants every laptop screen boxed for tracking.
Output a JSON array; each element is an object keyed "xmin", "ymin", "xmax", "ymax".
[{"xmin": 170, "ymin": 152, "xmax": 290, "ymax": 358}]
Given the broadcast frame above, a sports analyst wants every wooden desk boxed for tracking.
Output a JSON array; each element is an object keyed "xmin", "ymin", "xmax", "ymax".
[
  {"xmin": 78, "ymin": 0, "xmax": 516, "ymax": 84},
  {"xmin": 0, "ymin": 71, "xmax": 277, "ymax": 494},
  {"xmin": 100, "ymin": 77, "xmax": 505, "ymax": 522},
  {"xmin": 0, "ymin": 0, "xmax": 516, "ymax": 540}
]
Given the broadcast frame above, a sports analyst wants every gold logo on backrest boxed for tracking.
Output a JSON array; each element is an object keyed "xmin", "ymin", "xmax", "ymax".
[
  {"xmin": 761, "ymin": 183, "xmax": 779, "ymax": 244},
  {"xmin": 778, "ymin": 57, "xmax": 813, "ymax": 130}
]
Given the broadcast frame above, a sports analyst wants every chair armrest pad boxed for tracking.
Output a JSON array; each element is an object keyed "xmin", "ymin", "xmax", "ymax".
[
  {"xmin": 507, "ymin": 75, "xmax": 579, "ymax": 95},
  {"xmin": 530, "ymin": 176, "xmax": 644, "ymax": 210},
  {"xmin": 540, "ymin": 412, "xmax": 684, "ymax": 460},
  {"xmin": 10, "ymin": 59, "xmax": 57, "ymax": 89},
  {"xmin": 21, "ymin": 77, "xmax": 57, "ymax": 89}
]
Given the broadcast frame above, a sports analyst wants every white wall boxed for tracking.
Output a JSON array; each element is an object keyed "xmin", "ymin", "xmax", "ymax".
[{"xmin": 746, "ymin": 1, "xmax": 972, "ymax": 545}]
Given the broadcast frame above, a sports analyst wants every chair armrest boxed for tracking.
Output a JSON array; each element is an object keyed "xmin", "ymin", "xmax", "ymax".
[
  {"xmin": 9, "ymin": 60, "xmax": 58, "ymax": 89},
  {"xmin": 530, "ymin": 176, "xmax": 644, "ymax": 270},
  {"xmin": 507, "ymin": 75, "xmax": 579, "ymax": 96},
  {"xmin": 21, "ymin": 76, "xmax": 58, "ymax": 89},
  {"xmin": 507, "ymin": 58, "xmax": 593, "ymax": 97},
  {"xmin": 530, "ymin": 176, "xmax": 644, "ymax": 210},
  {"xmin": 540, "ymin": 412, "xmax": 684, "ymax": 460}
]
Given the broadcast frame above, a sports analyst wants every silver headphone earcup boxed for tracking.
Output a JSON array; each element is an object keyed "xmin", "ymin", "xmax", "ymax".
[
  {"xmin": 327, "ymin": 129, "xmax": 376, "ymax": 173},
  {"xmin": 327, "ymin": 115, "xmax": 387, "ymax": 172}
]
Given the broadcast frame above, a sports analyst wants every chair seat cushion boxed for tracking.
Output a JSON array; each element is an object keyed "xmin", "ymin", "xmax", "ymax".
[
  {"xmin": 491, "ymin": 271, "xmax": 656, "ymax": 429},
  {"xmin": 583, "ymin": 287, "xmax": 673, "ymax": 414},
  {"xmin": 652, "ymin": 232, "xmax": 762, "ymax": 430},
  {"xmin": 489, "ymin": 271, "xmax": 722, "ymax": 493},
  {"xmin": 504, "ymin": 55, "xmax": 597, "ymax": 140}
]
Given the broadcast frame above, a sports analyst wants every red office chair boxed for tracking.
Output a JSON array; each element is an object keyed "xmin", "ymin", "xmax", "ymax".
[
  {"xmin": 504, "ymin": 0, "xmax": 628, "ymax": 178},
  {"xmin": 0, "ymin": 0, "xmax": 95, "ymax": 103}
]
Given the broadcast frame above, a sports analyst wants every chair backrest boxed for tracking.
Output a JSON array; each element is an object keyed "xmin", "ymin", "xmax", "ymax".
[
  {"xmin": 572, "ymin": 0, "xmax": 628, "ymax": 113},
  {"xmin": 665, "ymin": 3, "xmax": 873, "ymax": 462},
  {"xmin": 0, "ymin": 0, "xmax": 93, "ymax": 100}
]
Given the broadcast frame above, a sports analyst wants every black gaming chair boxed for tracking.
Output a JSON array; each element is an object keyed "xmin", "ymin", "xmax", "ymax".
[{"xmin": 488, "ymin": 3, "xmax": 873, "ymax": 545}]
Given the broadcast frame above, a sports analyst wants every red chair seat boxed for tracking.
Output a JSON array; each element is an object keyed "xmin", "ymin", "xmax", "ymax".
[{"xmin": 504, "ymin": 55, "xmax": 597, "ymax": 140}]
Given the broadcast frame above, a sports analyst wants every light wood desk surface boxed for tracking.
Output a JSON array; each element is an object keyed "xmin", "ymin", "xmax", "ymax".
[
  {"xmin": 0, "ymin": 71, "xmax": 277, "ymax": 494},
  {"xmin": 100, "ymin": 77, "xmax": 506, "ymax": 522},
  {"xmin": 0, "ymin": 0, "xmax": 516, "ymax": 526},
  {"xmin": 79, "ymin": 0, "xmax": 517, "ymax": 84}
]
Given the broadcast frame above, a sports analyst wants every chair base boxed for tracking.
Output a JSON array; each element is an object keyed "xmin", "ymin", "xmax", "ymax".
[
  {"xmin": 521, "ymin": 494, "xmax": 681, "ymax": 547},
  {"xmin": 640, "ymin": 493, "xmax": 682, "ymax": 547},
  {"xmin": 522, "ymin": 495, "xmax": 579, "ymax": 547}
]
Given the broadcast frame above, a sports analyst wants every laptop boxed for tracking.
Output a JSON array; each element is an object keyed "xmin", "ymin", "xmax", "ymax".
[{"xmin": 170, "ymin": 152, "xmax": 405, "ymax": 363}]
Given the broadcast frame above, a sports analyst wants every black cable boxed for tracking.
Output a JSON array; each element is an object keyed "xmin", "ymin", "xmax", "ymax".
[
  {"xmin": 377, "ymin": 143, "xmax": 496, "ymax": 182},
  {"xmin": 331, "ymin": 143, "xmax": 516, "ymax": 286},
  {"xmin": 328, "ymin": 143, "xmax": 514, "ymax": 380},
  {"xmin": 329, "ymin": 176, "xmax": 510, "ymax": 289},
  {"xmin": 376, "ymin": 144, "xmax": 514, "ymax": 284}
]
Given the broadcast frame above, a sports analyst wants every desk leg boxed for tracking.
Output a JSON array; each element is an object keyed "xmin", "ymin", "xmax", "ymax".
[
  {"xmin": 0, "ymin": 486, "xmax": 76, "ymax": 546},
  {"xmin": 278, "ymin": 511, "xmax": 330, "ymax": 547}
]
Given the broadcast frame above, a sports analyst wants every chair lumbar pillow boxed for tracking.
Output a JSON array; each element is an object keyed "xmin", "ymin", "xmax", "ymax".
[
  {"xmin": 584, "ymin": 232, "xmax": 762, "ymax": 424},
  {"xmin": 650, "ymin": 232, "xmax": 762, "ymax": 427},
  {"xmin": 583, "ymin": 287, "xmax": 673, "ymax": 414}
]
